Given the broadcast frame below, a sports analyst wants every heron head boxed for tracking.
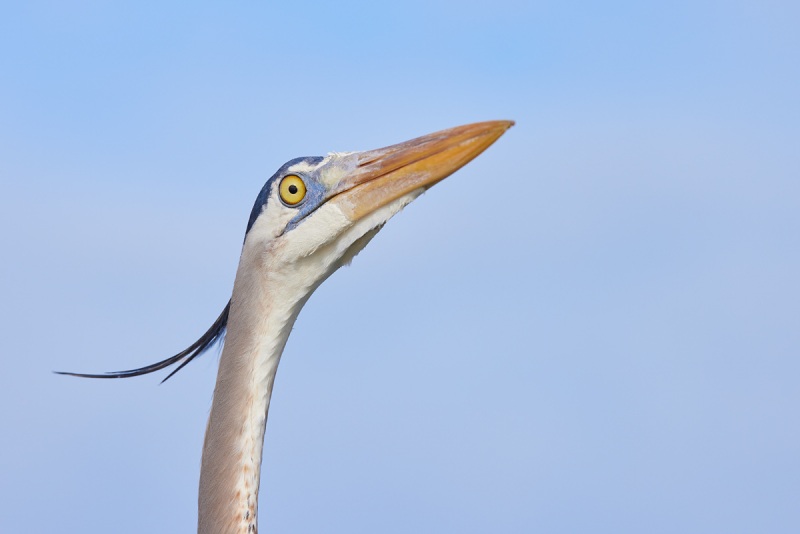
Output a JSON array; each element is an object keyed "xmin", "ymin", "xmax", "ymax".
[
  {"xmin": 243, "ymin": 120, "xmax": 514, "ymax": 284},
  {"xmin": 55, "ymin": 121, "xmax": 513, "ymax": 381}
]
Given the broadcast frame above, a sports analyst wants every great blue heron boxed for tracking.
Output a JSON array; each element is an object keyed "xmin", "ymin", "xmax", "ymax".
[{"xmin": 60, "ymin": 120, "xmax": 513, "ymax": 533}]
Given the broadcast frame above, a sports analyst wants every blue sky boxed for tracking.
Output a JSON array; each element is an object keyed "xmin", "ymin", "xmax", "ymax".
[{"xmin": 1, "ymin": 1, "xmax": 798, "ymax": 532}]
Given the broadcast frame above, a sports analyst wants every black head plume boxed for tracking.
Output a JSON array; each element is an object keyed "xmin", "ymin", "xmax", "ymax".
[{"xmin": 55, "ymin": 301, "xmax": 229, "ymax": 384}]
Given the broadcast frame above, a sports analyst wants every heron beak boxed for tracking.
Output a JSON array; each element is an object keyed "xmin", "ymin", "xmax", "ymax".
[{"xmin": 327, "ymin": 120, "xmax": 514, "ymax": 221}]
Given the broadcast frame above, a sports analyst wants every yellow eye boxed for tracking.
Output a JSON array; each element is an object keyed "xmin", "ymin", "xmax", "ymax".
[{"xmin": 279, "ymin": 175, "xmax": 307, "ymax": 205}]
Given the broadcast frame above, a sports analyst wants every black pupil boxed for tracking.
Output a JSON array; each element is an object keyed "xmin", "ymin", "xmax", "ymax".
[{"xmin": 288, "ymin": 184, "xmax": 298, "ymax": 195}]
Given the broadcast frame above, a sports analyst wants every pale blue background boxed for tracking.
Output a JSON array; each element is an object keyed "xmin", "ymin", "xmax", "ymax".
[{"xmin": 1, "ymin": 2, "xmax": 798, "ymax": 532}]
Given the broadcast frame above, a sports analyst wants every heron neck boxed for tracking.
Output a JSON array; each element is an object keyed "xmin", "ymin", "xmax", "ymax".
[{"xmin": 198, "ymin": 242, "xmax": 309, "ymax": 534}]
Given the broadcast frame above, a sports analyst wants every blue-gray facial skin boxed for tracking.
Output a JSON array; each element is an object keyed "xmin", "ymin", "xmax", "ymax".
[{"xmin": 245, "ymin": 156, "xmax": 326, "ymax": 237}]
